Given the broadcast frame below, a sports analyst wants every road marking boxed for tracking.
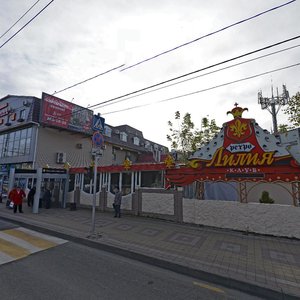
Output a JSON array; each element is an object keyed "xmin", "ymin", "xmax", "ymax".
[
  {"xmin": 0, "ymin": 227, "xmax": 67, "ymax": 265},
  {"xmin": 0, "ymin": 237, "xmax": 30, "ymax": 259},
  {"xmin": 3, "ymin": 229, "xmax": 57, "ymax": 249},
  {"xmin": 193, "ymin": 281, "xmax": 226, "ymax": 294}
]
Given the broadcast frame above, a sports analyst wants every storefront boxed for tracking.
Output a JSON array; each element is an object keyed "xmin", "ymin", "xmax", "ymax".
[{"xmin": 8, "ymin": 168, "xmax": 68, "ymax": 210}]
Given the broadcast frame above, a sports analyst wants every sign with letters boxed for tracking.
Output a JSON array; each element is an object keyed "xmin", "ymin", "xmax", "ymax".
[
  {"xmin": 41, "ymin": 93, "xmax": 93, "ymax": 135},
  {"xmin": 166, "ymin": 104, "xmax": 300, "ymax": 184}
]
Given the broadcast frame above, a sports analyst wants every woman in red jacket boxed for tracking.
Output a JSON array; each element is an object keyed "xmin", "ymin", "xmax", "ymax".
[{"xmin": 8, "ymin": 185, "xmax": 26, "ymax": 213}]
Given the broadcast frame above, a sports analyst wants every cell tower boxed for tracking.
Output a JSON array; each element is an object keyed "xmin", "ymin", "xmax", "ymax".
[{"xmin": 258, "ymin": 84, "xmax": 290, "ymax": 134}]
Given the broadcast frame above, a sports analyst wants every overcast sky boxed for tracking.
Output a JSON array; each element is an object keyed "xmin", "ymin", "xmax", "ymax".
[{"xmin": 0, "ymin": 0, "xmax": 299, "ymax": 147}]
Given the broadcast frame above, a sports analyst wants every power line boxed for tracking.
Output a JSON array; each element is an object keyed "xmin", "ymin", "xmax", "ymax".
[
  {"xmin": 0, "ymin": 0, "xmax": 54, "ymax": 49},
  {"xmin": 52, "ymin": 64, "xmax": 126, "ymax": 95},
  {"xmin": 89, "ymin": 35, "xmax": 300, "ymax": 110},
  {"xmin": 39, "ymin": 35, "xmax": 300, "ymax": 121},
  {"xmin": 120, "ymin": 0, "xmax": 296, "ymax": 72},
  {"xmin": 102, "ymin": 62, "xmax": 300, "ymax": 115},
  {"xmin": 98, "ymin": 43, "xmax": 300, "ymax": 109},
  {"xmin": 0, "ymin": 0, "xmax": 41, "ymax": 40}
]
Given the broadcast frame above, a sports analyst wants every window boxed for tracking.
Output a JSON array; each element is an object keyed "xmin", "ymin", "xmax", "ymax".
[
  {"xmin": 110, "ymin": 173, "xmax": 120, "ymax": 193},
  {"xmin": 122, "ymin": 172, "xmax": 131, "ymax": 195},
  {"xmin": 133, "ymin": 137, "xmax": 140, "ymax": 146},
  {"xmin": 145, "ymin": 141, "xmax": 151, "ymax": 149},
  {"xmin": 141, "ymin": 171, "xmax": 163, "ymax": 188},
  {"xmin": 0, "ymin": 128, "xmax": 32, "ymax": 158},
  {"xmin": 120, "ymin": 132, "xmax": 127, "ymax": 142},
  {"xmin": 104, "ymin": 126, "xmax": 112, "ymax": 137},
  {"xmin": 69, "ymin": 174, "xmax": 75, "ymax": 192}
]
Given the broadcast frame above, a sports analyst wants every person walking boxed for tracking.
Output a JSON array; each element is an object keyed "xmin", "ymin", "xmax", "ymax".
[
  {"xmin": 27, "ymin": 186, "xmax": 36, "ymax": 207},
  {"xmin": 8, "ymin": 185, "xmax": 26, "ymax": 213},
  {"xmin": 113, "ymin": 186, "xmax": 122, "ymax": 218},
  {"xmin": 43, "ymin": 187, "xmax": 52, "ymax": 209}
]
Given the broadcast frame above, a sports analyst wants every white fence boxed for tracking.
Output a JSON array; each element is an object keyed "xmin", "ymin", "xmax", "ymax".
[{"xmin": 183, "ymin": 199, "xmax": 300, "ymax": 239}]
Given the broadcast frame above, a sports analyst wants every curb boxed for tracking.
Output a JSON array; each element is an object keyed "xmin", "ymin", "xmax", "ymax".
[{"xmin": 0, "ymin": 214, "xmax": 298, "ymax": 300}]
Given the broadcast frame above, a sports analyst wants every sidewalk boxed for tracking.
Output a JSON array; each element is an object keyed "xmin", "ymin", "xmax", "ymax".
[{"xmin": 0, "ymin": 202, "xmax": 299, "ymax": 299}]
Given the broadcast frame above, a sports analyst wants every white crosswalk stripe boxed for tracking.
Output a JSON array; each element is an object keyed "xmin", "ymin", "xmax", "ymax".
[{"xmin": 0, "ymin": 227, "xmax": 67, "ymax": 265}]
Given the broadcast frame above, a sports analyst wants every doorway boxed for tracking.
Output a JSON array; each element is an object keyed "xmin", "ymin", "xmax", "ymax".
[{"xmin": 41, "ymin": 178, "xmax": 67, "ymax": 208}]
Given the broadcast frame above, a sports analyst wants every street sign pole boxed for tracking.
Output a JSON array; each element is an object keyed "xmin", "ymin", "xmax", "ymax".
[
  {"xmin": 88, "ymin": 131, "xmax": 104, "ymax": 238},
  {"xmin": 91, "ymin": 154, "xmax": 98, "ymax": 235}
]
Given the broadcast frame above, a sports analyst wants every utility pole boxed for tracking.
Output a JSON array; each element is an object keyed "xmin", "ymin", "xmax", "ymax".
[{"xmin": 258, "ymin": 84, "xmax": 290, "ymax": 134}]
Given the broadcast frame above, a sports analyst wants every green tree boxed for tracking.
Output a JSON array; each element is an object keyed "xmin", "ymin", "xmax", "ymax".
[
  {"xmin": 279, "ymin": 92, "xmax": 300, "ymax": 132},
  {"xmin": 167, "ymin": 111, "xmax": 219, "ymax": 162}
]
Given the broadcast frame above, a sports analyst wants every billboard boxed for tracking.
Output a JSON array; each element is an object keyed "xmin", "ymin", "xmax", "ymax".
[{"xmin": 41, "ymin": 93, "xmax": 93, "ymax": 134}]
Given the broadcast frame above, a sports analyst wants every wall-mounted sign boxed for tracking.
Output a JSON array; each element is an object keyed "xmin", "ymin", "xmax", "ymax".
[
  {"xmin": 0, "ymin": 96, "xmax": 33, "ymax": 130},
  {"xmin": 42, "ymin": 168, "xmax": 67, "ymax": 174},
  {"xmin": 41, "ymin": 93, "xmax": 93, "ymax": 135}
]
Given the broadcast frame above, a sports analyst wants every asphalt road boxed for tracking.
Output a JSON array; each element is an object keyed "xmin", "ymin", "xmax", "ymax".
[{"xmin": 0, "ymin": 220, "xmax": 263, "ymax": 300}]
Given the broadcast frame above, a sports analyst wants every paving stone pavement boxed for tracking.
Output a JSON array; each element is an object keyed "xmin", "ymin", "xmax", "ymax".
[{"xmin": 0, "ymin": 202, "xmax": 300, "ymax": 299}]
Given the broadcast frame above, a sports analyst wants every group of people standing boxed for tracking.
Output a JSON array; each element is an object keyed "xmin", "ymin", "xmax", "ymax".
[
  {"xmin": 7, "ymin": 184, "xmax": 123, "ymax": 217},
  {"xmin": 7, "ymin": 185, "xmax": 52, "ymax": 212}
]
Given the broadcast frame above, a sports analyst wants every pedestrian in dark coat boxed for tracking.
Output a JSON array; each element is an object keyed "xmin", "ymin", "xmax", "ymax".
[
  {"xmin": 27, "ymin": 187, "xmax": 36, "ymax": 207},
  {"xmin": 8, "ymin": 185, "xmax": 26, "ymax": 213},
  {"xmin": 113, "ymin": 187, "xmax": 122, "ymax": 218},
  {"xmin": 43, "ymin": 188, "xmax": 52, "ymax": 209}
]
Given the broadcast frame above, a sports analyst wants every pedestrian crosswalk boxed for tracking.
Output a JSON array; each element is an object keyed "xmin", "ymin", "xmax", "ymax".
[{"xmin": 0, "ymin": 227, "xmax": 67, "ymax": 265}]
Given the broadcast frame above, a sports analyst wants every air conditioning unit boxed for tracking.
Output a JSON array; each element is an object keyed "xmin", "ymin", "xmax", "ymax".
[{"xmin": 56, "ymin": 152, "xmax": 66, "ymax": 164}]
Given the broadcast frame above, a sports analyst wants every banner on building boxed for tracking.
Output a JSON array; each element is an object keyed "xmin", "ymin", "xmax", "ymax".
[{"xmin": 41, "ymin": 93, "xmax": 93, "ymax": 134}]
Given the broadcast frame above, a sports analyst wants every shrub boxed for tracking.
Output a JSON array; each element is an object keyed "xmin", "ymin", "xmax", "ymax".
[{"xmin": 259, "ymin": 191, "xmax": 274, "ymax": 204}]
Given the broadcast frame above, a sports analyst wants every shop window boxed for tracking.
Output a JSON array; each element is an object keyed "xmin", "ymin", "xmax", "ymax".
[
  {"xmin": 13, "ymin": 139, "xmax": 20, "ymax": 156},
  {"xmin": 141, "ymin": 171, "xmax": 163, "ymax": 188},
  {"xmin": 0, "ymin": 128, "xmax": 32, "ymax": 158},
  {"xmin": 7, "ymin": 143, "xmax": 13, "ymax": 157},
  {"xmin": 68, "ymin": 174, "xmax": 75, "ymax": 192},
  {"xmin": 15, "ymin": 130, "xmax": 20, "ymax": 140},
  {"xmin": 83, "ymin": 172, "xmax": 100, "ymax": 193},
  {"xmin": 122, "ymin": 172, "xmax": 131, "ymax": 195},
  {"xmin": 19, "ymin": 139, "xmax": 26, "ymax": 155},
  {"xmin": 25, "ymin": 138, "xmax": 31, "ymax": 155},
  {"xmin": 110, "ymin": 173, "xmax": 120, "ymax": 193}
]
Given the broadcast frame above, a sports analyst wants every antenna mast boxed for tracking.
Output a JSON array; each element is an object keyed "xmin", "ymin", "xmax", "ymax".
[{"xmin": 258, "ymin": 84, "xmax": 289, "ymax": 133}]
